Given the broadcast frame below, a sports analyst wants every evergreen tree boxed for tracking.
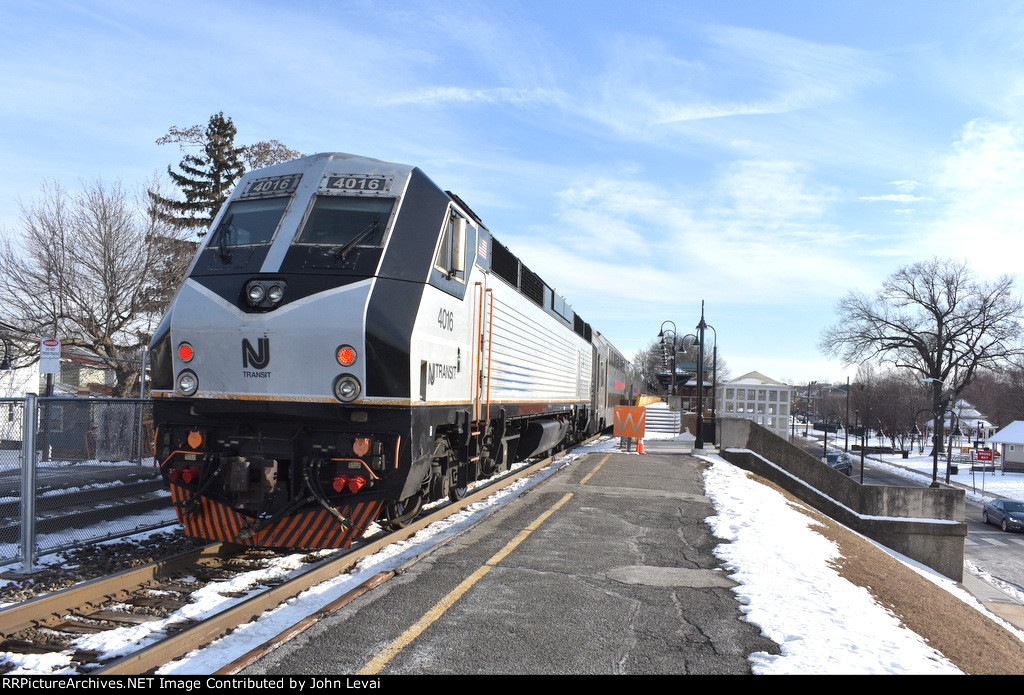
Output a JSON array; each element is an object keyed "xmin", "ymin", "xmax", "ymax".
[{"xmin": 150, "ymin": 112, "xmax": 246, "ymax": 234}]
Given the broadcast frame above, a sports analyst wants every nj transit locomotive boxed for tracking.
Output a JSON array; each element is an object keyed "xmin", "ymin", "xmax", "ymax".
[{"xmin": 150, "ymin": 153, "xmax": 637, "ymax": 548}]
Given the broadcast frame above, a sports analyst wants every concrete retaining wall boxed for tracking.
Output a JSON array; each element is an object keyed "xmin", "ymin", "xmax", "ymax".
[{"xmin": 716, "ymin": 417, "xmax": 967, "ymax": 581}]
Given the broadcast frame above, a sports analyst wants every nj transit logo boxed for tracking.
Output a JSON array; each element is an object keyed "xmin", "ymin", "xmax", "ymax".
[{"xmin": 242, "ymin": 337, "xmax": 270, "ymax": 369}]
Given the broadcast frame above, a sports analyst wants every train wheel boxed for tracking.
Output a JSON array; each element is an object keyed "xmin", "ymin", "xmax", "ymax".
[
  {"xmin": 382, "ymin": 493, "xmax": 423, "ymax": 530},
  {"xmin": 448, "ymin": 469, "xmax": 467, "ymax": 502},
  {"xmin": 429, "ymin": 438, "xmax": 454, "ymax": 501}
]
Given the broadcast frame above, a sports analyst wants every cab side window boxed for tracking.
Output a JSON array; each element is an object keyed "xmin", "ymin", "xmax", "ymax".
[{"xmin": 435, "ymin": 209, "xmax": 467, "ymax": 282}]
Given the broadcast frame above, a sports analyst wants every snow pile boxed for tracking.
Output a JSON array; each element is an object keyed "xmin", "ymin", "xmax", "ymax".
[{"xmin": 701, "ymin": 454, "xmax": 962, "ymax": 675}]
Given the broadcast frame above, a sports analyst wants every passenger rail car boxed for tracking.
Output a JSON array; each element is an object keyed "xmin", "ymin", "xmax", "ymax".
[{"xmin": 150, "ymin": 153, "xmax": 637, "ymax": 548}]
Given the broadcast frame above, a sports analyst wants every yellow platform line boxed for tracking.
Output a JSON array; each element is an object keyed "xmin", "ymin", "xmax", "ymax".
[
  {"xmin": 357, "ymin": 490, "xmax": 578, "ymax": 674},
  {"xmin": 357, "ymin": 452, "xmax": 612, "ymax": 674}
]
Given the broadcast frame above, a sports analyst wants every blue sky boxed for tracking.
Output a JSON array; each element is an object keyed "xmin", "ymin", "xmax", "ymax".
[{"xmin": 4, "ymin": 1, "xmax": 1024, "ymax": 386}]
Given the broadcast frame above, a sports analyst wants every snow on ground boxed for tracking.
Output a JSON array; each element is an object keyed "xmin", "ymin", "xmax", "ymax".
[
  {"xmin": 800, "ymin": 429, "xmax": 1024, "ymax": 504},
  {"xmin": 2, "ymin": 434, "xmax": 1022, "ymax": 675},
  {"xmin": 700, "ymin": 452, "xmax": 961, "ymax": 675}
]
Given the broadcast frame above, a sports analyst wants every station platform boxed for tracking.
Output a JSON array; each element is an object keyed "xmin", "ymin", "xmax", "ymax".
[{"xmin": 241, "ymin": 443, "xmax": 779, "ymax": 675}]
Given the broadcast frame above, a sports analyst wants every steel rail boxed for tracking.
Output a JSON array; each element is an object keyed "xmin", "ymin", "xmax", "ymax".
[
  {"xmin": 96, "ymin": 438, "xmax": 598, "ymax": 674},
  {"xmin": 0, "ymin": 542, "xmax": 234, "ymax": 637}
]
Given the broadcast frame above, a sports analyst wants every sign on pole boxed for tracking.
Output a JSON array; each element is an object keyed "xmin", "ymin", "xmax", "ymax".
[
  {"xmin": 39, "ymin": 338, "xmax": 60, "ymax": 374},
  {"xmin": 613, "ymin": 406, "xmax": 646, "ymax": 439}
]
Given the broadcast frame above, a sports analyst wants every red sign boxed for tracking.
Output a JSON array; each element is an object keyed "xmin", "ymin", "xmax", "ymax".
[{"xmin": 977, "ymin": 450, "xmax": 993, "ymax": 462}]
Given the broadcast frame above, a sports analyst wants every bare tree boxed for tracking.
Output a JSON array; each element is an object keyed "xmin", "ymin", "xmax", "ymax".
[
  {"xmin": 0, "ymin": 179, "xmax": 193, "ymax": 396},
  {"xmin": 631, "ymin": 339, "xmax": 664, "ymax": 394},
  {"xmin": 962, "ymin": 360, "xmax": 1024, "ymax": 428},
  {"xmin": 819, "ymin": 257, "xmax": 1024, "ymax": 480},
  {"xmin": 242, "ymin": 139, "xmax": 304, "ymax": 169},
  {"xmin": 871, "ymin": 371, "xmax": 928, "ymax": 453}
]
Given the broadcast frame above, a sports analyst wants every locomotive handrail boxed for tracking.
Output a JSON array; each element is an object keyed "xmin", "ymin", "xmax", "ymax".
[
  {"xmin": 474, "ymin": 282, "xmax": 485, "ymax": 423},
  {"xmin": 485, "ymin": 288, "xmax": 495, "ymax": 423}
]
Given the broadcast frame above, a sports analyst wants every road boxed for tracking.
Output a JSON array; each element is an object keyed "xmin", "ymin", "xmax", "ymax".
[{"xmin": 801, "ymin": 436, "xmax": 1024, "ymax": 598}]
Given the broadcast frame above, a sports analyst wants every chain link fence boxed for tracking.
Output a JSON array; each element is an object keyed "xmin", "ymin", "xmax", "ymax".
[{"xmin": 0, "ymin": 396, "xmax": 177, "ymax": 570}]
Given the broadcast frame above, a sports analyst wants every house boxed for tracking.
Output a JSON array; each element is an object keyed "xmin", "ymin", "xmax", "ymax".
[
  {"xmin": 717, "ymin": 371, "xmax": 791, "ymax": 439},
  {"xmin": 0, "ymin": 347, "xmax": 116, "ymax": 399},
  {"xmin": 985, "ymin": 421, "xmax": 1024, "ymax": 472}
]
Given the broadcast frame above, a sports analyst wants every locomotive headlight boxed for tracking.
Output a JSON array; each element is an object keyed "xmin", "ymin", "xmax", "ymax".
[
  {"xmin": 177, "ymin": 369, "xmax": 199, "ymax": 396},
  {"xmin": 244, "ymin": 279, "xmax": 287, "ymax": 309},
  {"xmin": 333, "ymin": 374, "xmax": 361, "ymax": 402},
  {"xmin": 336, "ymin": 345, "xmax": 357, "ymax": 367},
  {"xmin": 247, "ymin": 283, "xmax": 266, "ymax": 304}
]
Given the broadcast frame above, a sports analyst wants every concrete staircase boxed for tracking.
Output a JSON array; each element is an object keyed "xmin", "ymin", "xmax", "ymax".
[{"xmin": 644, "ymin": 403, "xmax": 681, "ymax": 435}]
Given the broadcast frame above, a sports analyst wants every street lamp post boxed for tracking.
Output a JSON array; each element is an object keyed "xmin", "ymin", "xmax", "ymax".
[
  {"xmin": 946, "ymin": 411, "xmax": 961, "ymax": 484},
  {"xmin": 695, "ymin": 301, "xmax": 707, "ymax": 450},
  {"xmin": 912, "ymin": 407, "xmax": 941, "ymax": 484},
  {"xmin": 803, "ymin": 381, "xmax": 816, "ymax": 438},
  {"xmin": 920, "ymin": 378, "xmax": 949, "ymax": 485},
  {"xmin": 844, "ymin": 377, "xmax": 850, "ymax": 452},
  {"xmin": 658, "ymin": 321, "xmax": 678, "ymax": 399},
  {"xmin": 705, "ymin": 322, "xmax": 717, "ymax": 442},
  {"xmin": 860, "ymin": 414, "xmax": 882, "ymax": 484},
  {"xmin": 680, "ymin": 333, "xmax": 699, "ymax": 410},
  {"xmin": 823, "ymin": 413, "xmax": 841, "ymax": 462}
]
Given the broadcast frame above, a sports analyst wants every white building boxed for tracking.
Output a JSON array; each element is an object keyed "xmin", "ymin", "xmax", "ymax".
[
  {"xmin": 0, "ymin": 361, "xmax": 40, "ymax": 399},
  {"xmin": 717, "ymin": 371, "xmax": 791, "ymax": 438},
  {"xmin": 985, "ymin": 421, "xmax": 1024, "ymax": 472}
]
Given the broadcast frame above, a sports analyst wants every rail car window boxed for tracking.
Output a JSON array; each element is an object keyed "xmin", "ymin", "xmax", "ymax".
[
  {"xmin": 209, "ymin": 198, "xmax": 289, "ymax": 248},
  {"xmin": 295, "ymin": 196, "xmax": 393, "ymax": 247}
]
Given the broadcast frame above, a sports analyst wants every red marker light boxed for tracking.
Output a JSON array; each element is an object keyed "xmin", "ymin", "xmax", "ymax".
[
  {"xmin": 336, "ymin": 345, "xmax": 357, "ymax": 367},
  {"xmin": 178, "ymin": 343, "xmax": 194, "ymax": 362}
]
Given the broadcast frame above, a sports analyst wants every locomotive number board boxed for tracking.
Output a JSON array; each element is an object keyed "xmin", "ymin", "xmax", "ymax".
[
  {"xmin": 241, "ymin": 174, "xmax": 303, "ymax": 198},
  {"xmin": 321, "ymin": 174, "xmax": 393, "ymax": 195}
]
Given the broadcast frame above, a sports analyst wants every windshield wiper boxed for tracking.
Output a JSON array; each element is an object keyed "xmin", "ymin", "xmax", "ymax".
[
  {"xmin": 331, "ymin": 220, "xmax": 380, "ymax": 262},
  {"xmin": 216, "ymin": 214, "xmax": 235, "ymax": 264}
]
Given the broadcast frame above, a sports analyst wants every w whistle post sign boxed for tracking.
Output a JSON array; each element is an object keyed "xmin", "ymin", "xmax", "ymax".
[{"xmin": 613, "ymin": 406, "xmax": 646, "ymax": 439}]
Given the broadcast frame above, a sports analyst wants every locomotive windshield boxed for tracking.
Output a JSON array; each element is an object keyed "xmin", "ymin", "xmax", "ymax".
[
  {"xmin": 294, "ymin": 196, "xmax": 393, "ymax": 247},
  {"xmin": 208, "ymin": 197, "xmax": 290, "ymax": 248}
]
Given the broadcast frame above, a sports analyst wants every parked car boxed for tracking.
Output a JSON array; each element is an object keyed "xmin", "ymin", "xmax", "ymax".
[
  {"xmin": 825, "ymin": 452, "xmax": 852, "ymax": 476},
  {"xmin": 982, "ymin": 499, "xmax": 1024, "ymax": 532}
]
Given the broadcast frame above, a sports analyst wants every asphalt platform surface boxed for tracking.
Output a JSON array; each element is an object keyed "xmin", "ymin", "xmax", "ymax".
[{"xmin": 241, "ymin": 441, "xmax": 779, "ymax": 675}]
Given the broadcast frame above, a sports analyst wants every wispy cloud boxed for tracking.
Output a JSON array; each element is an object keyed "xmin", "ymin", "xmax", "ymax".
[
  {"xmin": 571, "ymin": 24, "xmax": 888, "ymax": 143},
  {"xmin": 859, "ymin": 193, "xmax": 927, "ymax": 202},
  {"xmin": 512, "ymin": 156, "xmax": 869, "ymax": 322},
  {"xmin": 377, "ymin": 86, "xmax": 565, "ymax": 108}
]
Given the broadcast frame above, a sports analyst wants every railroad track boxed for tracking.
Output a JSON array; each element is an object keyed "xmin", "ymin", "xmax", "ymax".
[
  {"xmin": 0, "ymin": 438, "xmax": 601, "ymax": 675},
  {"xmin": 0, "ymin": 479, "xmax": 170, "ymax": 546}
]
